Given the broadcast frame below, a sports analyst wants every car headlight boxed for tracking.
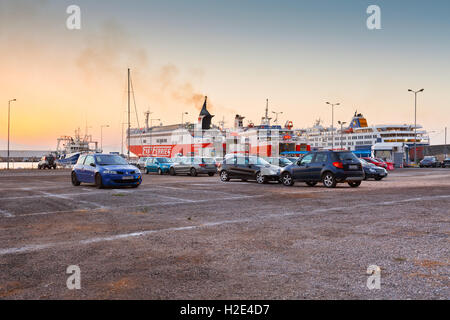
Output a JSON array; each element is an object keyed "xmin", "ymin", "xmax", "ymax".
[
  {"xmin": 369, "ymin": 168, "xmax": 376, "ymax": 173},
  {"xmin": 103, "ymin": 170, "xmax": 118, "ymax": 174}
]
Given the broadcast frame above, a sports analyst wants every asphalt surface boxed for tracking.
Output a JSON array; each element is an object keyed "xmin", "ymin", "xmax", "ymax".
[{"xmin": 0, "ymin": 168, "xmax": 449, "ymax": 299}]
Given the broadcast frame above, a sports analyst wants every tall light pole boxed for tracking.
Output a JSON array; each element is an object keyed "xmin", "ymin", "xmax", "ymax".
[
  {"xmin": 408, "ymin": 89, "xmax": 424, "ymax": 165},
  {"xmin": 100, "ymin": 125, "xmax": 109, "ymax": 152},
  {"xmin": 272, "ymin": 111, "xmax": 283, "ymax": 124},
  {"xmin": 181, "ymin": 112, "xmax": 188, "ymax": 127},
  {"xmin": 337, "ymin": 121, "xmax": 347, "ymax": 149},
  {"xmin": 7, "ymin": 99, "xmax": 17, "ymax": 170},
  {"xmin": 326, "ymin": 102, "xmax": 340, "ymax": 150}
]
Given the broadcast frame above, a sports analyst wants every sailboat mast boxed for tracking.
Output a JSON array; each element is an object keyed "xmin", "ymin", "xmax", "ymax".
[{"xmin": 127, "ymin": 68, "xmax": 131, "ymax": 159}]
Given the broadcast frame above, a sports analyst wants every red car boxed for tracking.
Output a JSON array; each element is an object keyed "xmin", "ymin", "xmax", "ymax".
[{"xmin": 362, "ymin": 157, "xmax": 388, "ymax": 169}]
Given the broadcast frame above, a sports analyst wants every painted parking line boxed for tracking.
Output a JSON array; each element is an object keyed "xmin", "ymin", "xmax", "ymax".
[
  {"xmin": 1, "ymin": 195, "xmax": 265, "ymax": 219},
  {"xmin": 0, "ymin": 208, "xmax": 14, "ymax": 218},
  {"xmin": 1, "ymin": 194, "xmax": 449, "ymax": 256}
]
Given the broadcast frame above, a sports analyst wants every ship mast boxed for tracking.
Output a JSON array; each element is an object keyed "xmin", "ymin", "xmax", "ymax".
[{"xmin": 127, "ymin": 68, "xmax": 131, "ymax": 159}]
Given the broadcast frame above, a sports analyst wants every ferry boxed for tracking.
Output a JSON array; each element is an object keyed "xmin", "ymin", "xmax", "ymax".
[
  {"xmin": 127, "ymin": 97, "xmax": 226, "ymax": 158},
  {"xmin": 297, "ymin": 111, "xmax": 430, "ymax": 163}
]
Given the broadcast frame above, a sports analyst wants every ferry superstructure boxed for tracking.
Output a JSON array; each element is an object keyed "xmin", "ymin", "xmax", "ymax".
[{"xmin": 299, "ymin": 112, "xmax": 430, "ymax": 153}]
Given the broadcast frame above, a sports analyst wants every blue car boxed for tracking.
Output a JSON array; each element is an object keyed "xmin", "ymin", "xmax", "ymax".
[
  {"xmin": 144, "ymin": 157, "xmax": 174, "ymax": 175},
  {"xmin": 71, "ymin": 154, "xmax": 142, "ymax": 188},
  {"xmin": 281, "ymin": 150, "xmax": 364, "ymax": 188}
]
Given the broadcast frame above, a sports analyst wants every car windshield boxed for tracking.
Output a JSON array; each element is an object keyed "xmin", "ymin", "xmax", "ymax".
[
  {"xmin": 156, "ymin": 158, "xmax": 172, "ymax": 163},
  {"xmin": 280, "ymin": 158, "xmax": 292, "ymax": 165},
  {"xmin": 202, "ymin": 158, "xmax": 215, "ymax": 164},
  {"xmin": 249, "ymin": 157, "xmax": 270, "ymax": 165},
  {"xmin": 359, "ymin": 159, "xmax": 374, "ymax": 166},
  {"xmin": 423, "ymin": 156, "xmax": 435, "ymax": 160},
  {"xmin": 95, "ymin": 155, "xmax": 128, "ymax": 166},
  {"xmin": 336, "ymin": 152, "xmax": 359, "ymax": 161}
]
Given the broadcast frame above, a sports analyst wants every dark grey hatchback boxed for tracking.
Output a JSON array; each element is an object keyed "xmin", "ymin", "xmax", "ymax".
[{"xmin": 281, "ymin": 151, "xmax": 364, "ymax": 188}]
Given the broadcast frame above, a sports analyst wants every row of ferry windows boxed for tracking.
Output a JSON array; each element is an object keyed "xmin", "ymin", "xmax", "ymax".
[
  {"xmin": 315, "ymin": 141, "xmax": 373, "ymax": 147},
  {"xmin": 312, "ymin": 135, "xmax": 378, "ymax": 141}
]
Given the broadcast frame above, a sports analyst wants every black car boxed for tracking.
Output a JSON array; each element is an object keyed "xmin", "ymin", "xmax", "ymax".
[
  {"xmin": 281, "ymin": 150, "xmax": 364, "ymax": 188},
  {"xmin": 419, "ymin": 156, "xmax": 440, "ymax": 168},
  {"xmin": 359, "ymin": 158, "xmax": 388, "ymax": 181},
  {"xmin": 265, "ymin": 157, "xmax": 293, "ymax": 168},
  {"xmin": 219, "ymin": 155, "xmax": 282, "ymax": 184},
  {"xmin": 38, "ymin": 155, "xmax": 57, "ymax": 170},
  {"xmin": 442, "ymin": 157, "xmax": 450, "ymax": 168}
]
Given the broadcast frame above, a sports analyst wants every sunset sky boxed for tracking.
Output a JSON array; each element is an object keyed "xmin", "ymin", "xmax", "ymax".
[{"xmin": 0, "ymin": 0, "xmax": 449, "ymax": 151}]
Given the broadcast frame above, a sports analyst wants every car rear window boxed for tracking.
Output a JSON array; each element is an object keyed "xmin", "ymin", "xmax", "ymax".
[{"xmin": 335, "ymin": 152, "xmax": 359, "ymax": 161}]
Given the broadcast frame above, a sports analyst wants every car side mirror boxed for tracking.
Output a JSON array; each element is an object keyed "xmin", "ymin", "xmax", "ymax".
[
  {"xmin": 297, "ymin": 161, "xmax": 303, "ymax": 166},
  {"xmin": 90, "ymin": 163, "xmax": 96, "ymax": 167}
]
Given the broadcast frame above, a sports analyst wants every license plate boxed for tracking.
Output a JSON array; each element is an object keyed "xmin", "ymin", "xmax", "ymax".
[
  {"xmin": 349, "ymin": 165, "xmax": 358, "ymax": 170},
  {"xmin": 122, "ymin": 176, "xmax": 134, "ymax": 180}
]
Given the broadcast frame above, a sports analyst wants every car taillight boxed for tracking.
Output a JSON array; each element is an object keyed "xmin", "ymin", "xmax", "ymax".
[
  {"xmin": 332, "ymin": 161, "xmax": 344, "ymax": 169},
  {"xmin": 199, "ymin": 163, "xmax": 206, "ymax": 167}
]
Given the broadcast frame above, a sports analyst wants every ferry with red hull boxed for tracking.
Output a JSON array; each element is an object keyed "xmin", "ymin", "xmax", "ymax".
[
  {"xmin": 128, "ymin": 97, "xmax": 226, "ymax": 158},
  {"xmin": 127, "ymin": 97, "xmax": 310, "ymax": 158}
]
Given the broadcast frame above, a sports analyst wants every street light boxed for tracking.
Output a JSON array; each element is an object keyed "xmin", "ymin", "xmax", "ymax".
[
  {"xmin": 100, "ymin": 125, "xmax": 110, "ymax": 152},
  {"xmin": 408, "ymin": 88, "xmax": 424, "ymax": 165},
  {"xmin": 7, "ymin": 99, "xmax": 17, "ymax": 170},
  {"xmin": 272, "ymin": 111, "xmax": 283, "ymax": 124},
  {"xmin": 181, "ymin": 112, "xmax": 188, "ymax": 127},
  {"xmin": 337, "ymin": 121, "xmax": 347, "ymax": 149},
  {"xmin": 326, "ymin": 102, "xmax": 340, "ymax": 150}
]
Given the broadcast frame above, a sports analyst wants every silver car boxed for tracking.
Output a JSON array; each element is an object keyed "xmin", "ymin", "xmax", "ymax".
[{"xmin": 169, "ymin": 157, "xmax": 218, "ymax": 177}]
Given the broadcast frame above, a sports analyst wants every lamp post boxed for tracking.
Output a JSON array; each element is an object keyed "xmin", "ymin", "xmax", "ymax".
[
  {"xmin": 337, "ymin": 121, "xmax": 347, "ymax": 149},
  {"xmin": 100, "ymin": 125, "xmax": 109, "ymax": 152},
  {"xmin": 326, "ymin": 102, "xmax": 340, "ymax": 150},
  {"xmin": 7, "ymin": 99, "xmax": 17, "ymax": 170},
  {"xmin": 181, "ymin": 112, "xmax": 188, "ymax": 127},
  {"xmin": 272, "ymin": 111, "xmax": 283, "ymax": 125},
  {"xmin": 408, "ymin": 89, "xmax": 424, "ymax": 165}
]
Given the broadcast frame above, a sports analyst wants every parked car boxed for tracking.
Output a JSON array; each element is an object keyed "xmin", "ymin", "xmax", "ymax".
[
  {"xmin": 169, "ymin": 157, "xmax": 217, "ymax": 176},
  {"xmin": 38, "ymin": 155, "xmax": 57, "ymax": 170},
  {"xmin": 281, "ymin": 151, "xmax": 364, "ymax": 188},
  {"xmin": 71, "ymin": 154, "xmax": 142, "ymax": 188},
  {"xmin": 442, "ymin": 157, "xmax": 450, "ymax": 168},
  {"xmin": 136, "ymin": 157, "xmax": 150, "ymax": 169},
  {"xmin": 419, "ymin": 156, "xmax": 440, "ymax": 168},
  {"xmin": 144, "ymin": 157, "xmax": 174, "ymax": 175},
  {"xmin": 219, "ymin": 155, "xmax": 282, "ymax": 184},
  {"xmin": 361, "ymin": 157, "xmax": 387, "ymax": 169},
  {"xmin": 359, "ymin": 158, "xmax": 388, "ymax": 181},
  {"xmin": 265, "ymin": 157, "xmax": 293, "ymax": 168}
]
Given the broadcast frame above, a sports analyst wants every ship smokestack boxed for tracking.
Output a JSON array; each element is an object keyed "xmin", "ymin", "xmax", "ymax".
[{"xmin": 198, "ymin": 96, "xmax": 214, "ymax": 130}]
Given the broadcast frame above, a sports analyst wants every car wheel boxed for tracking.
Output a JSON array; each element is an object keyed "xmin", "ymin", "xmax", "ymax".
[
  {"xmin": 169, "ymin": 167, "xmax": 176, "ymax": 176},
  {"xmin": 95, "ymin": 173, "xmax": 104, "ymax": 189},
  {"xmin": 322, "ymin": 172, "xmax": 337, "ymax": 188},
  {"xmin": 375, "ymin": 177, "xmax": 383, "ymax": 181},
  {"xmin": 190, "ymin": 168, "xmax": 198, "ymax": 177},
  {"xmin": 157, "ymin": 168, "xmax": 163, "ymax": 175},
  {"xmin": 306, "ymin": 181, "xmax": 317, "ymax": 187},
  {"xmin": 71, "ymin": 172, "xmax": 81, "ymax": 186},
  {"xmin": 144, "ymin": 168, "xmax": 149, "ymax": 174},
  {"xmin": 256, "ymin": 172, "xmax": 266, "ymax": 184},
  {"xmin": 348, "ymin": 181, "xmax": 362, "ymax": 188},
  {"xmin": 282, "ymin": 172, "xmax": 294, "ymax": 186},
  {"xmin": 220, "ymin": 170, "xmax": 230, "ymax": 182},
  {"xmin": 208, "ymin": 172, "xmax": 215, "ymax": 177}
]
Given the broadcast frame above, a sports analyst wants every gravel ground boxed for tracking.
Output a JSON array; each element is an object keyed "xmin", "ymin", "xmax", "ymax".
[{"xmin": 0, "ymin": 168, "xmax": 449, "ymax": 299}]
